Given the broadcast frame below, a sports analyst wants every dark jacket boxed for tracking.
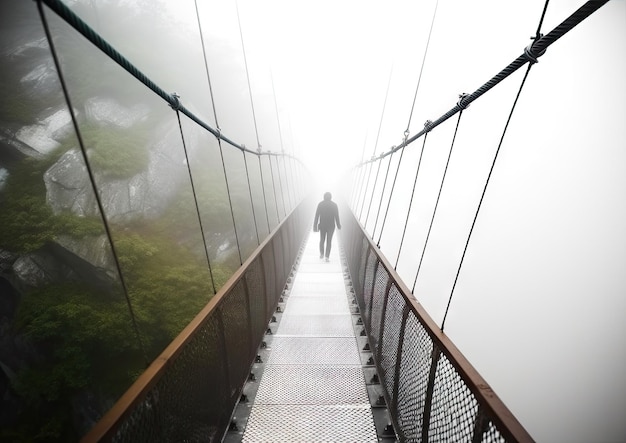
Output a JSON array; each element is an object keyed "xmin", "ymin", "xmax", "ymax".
[{"xmin": 314, "ymin": 199, "xmax": 341, "ymax": 231}]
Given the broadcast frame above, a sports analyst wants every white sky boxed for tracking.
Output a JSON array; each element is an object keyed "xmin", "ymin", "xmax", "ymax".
[{"xmin": 88, "ymin": 0, "xmax": 625, "ymax": 441}]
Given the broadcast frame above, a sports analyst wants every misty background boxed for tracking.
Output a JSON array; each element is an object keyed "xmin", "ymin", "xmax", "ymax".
[{"xmin": 0, "ymin": 0, "xmax": 624, "ymax": 441}]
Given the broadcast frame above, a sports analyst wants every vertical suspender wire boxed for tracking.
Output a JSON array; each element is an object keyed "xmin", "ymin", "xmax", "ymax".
[
  {"xmin": 404, "ymin": 0, "xmax": 438, "ymax": 135},
  {"xmin": 371, "ymin": 152, "xmax": 393, "ymax": 240},
  {"xmin": 275, "ymin": 154, "xmax": 287, "ymax": 218},
  {"xmin": 271, "ymin": 71, "xmax": 295, "ymax": 211},
  {"xmin": 290, "ymin": 157, "xmax": 298, "ymax": 205},
  {"xmin": 195, "ymin": 0, "xmax": 242, "ymax": 265},
  {"xmin": 234, "ymin": 0, "xmax": 263, "ymax": 246},
  {"xmin": 36, "ymin": 0, "xmax": 148, "ymax": 365},
  {"xmin": 353, "ymin": 162, "xmax": 368, "ymax": 214},
  {"xmin": 218, "ymin": 139, "xmax": 243, "ymax": 265},
  {"xmin": 242, "ymin": 148, "xmax": 260, "ymax": 244},
  {"xmin": 173, "ymin": 108, "xmax": 218, "ymax": 294},
  {"xmin": 364, "ymin": 159, "xmax": 383, "ymax": 228},
  {"xmin": 441, "ymin": 64, "xmax": 533, "ymax": 332},
  {"xmin": 358, "ymin": 161, "xmax": 374, "ymax": 221},
  {"xmin": 193, "ymin": 0, "xmax": 244, "ymax": 277},
  {"xmin": 269, "ymin": 154, "xmax": 281, "ymax": 222},
  {"xmin": 363, "ymin": 65, "xmax": 393, "ymax": 225},
  {"xmin": 412, "ymin": 109, "xmax": 464, "ymax": 293},
  {"xmin": 286, "ymin": 155, "xmax": 297, "ymax": 208},
  {"xmin": 377, "ymin": 1, "xmax": 437, "ymax": 247},
  {"xmin": 281, "ymin": 155, "xmax": 292, "ymax": 212},
  {"xmin": 351, "ymin": 134, "xmax": 368, "ymax": 209},
  {"xmin": 395, "ymin": 132, "xmax": 429, "ymax": 269},
  {"xmin": 352, "ymin": 161, "xmax": 367, "ymax": 212},
  {"xmin": 376, "ymin": 145, "xmax": 407, "ymax": 247},
  {"xmin": 258, "ymin": 155, "xmax": 272, "ymax": 233}
]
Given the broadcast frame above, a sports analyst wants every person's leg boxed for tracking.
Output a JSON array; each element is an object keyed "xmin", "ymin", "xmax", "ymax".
[
  {"xmin": 319, "ymin": 230, "xmax": 326, "ymax": 258},
  {"xmin": 325, "ymin": 228, "xmax": 335, "ymax": 259}
]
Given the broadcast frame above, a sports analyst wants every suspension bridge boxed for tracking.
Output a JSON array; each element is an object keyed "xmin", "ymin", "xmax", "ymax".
[{"xmin": 0, "ymin": 0, "xmax": 623, "ymax": 442}]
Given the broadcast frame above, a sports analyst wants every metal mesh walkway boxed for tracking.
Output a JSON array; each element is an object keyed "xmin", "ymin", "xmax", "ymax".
[{"xmin": 237, "ymin": 232, "xmax": 380, "ymax": 442}]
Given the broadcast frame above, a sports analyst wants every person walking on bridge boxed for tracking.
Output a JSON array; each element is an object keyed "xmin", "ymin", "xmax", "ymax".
[{"xmin": 313, "ymin": 192, "xmax": 341, "ymax": 262}]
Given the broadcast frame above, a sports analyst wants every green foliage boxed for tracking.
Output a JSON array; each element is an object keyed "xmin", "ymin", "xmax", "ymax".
[
  {"xmin": 0, "ymin": 153, "xmax": 104, "ymax": 253},
  {"xmin": 12, "ymin": 283, "xmax": 140, "ymax": 441},
  {"xmin": 0, "ymin": 48, "xmax": 60, "ymax": 126},
  {"xmin": 113, "ymin": 229, "xmax": 214, "ymax": 356},
  {"xmin": 80, "ymin": 123, "xmax": 150, "ymax": 179}
]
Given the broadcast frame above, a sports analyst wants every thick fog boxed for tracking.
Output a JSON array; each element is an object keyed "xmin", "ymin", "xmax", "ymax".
[{"xmin": 1, "ymin": 0, "xmax": 624, "ymax": 441}]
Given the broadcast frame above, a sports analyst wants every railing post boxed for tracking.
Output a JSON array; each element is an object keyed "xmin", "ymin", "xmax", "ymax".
[
  {"xmin": 391, "ymin": 306, "xmax": 411, "ymax": 417},
  {"xmin": 241, "ymin": 277, "xmax": 255, "ymax": 361},
  {"xmin": 375, "ymin": 278, "xmax": 395, "ymax": 364},
  {"xmin": 365, "ymin": 255, "xmax": 380, "ymax": 330},
  {"xmin": 421, "ymin": 346, "xmax": 442, "ymax": 442},
  {"xmin": 472, "ymin": 406, "xmax": 489, "ymax": 443}
]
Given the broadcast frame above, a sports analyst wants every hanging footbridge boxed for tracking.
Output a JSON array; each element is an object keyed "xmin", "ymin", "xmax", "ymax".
[{"xmin": 0, "ymin": 0, "xmax": 622, "ymax": 442}]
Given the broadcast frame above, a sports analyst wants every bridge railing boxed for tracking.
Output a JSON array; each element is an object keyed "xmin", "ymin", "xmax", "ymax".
[
  {"xmin": 340, "ymin": 206, "xmax": 534, "ymax": 443},
  {"xmin": 82, "ymin": 199, "xmax": 312, "ymax": 442}
]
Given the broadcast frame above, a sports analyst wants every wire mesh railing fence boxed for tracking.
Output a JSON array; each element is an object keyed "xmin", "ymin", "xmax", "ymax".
[
  {"xmin": 82, "ymin": 199, "xmax": 313, "ymax": 442},
  {"xmin": 340, "ymin": 205, "xmax": 534, "ymax": 443}
]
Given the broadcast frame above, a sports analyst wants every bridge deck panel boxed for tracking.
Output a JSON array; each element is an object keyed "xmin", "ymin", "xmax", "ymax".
[{"xmin": 240, "ymin": 233, "xmax": 379, "ymax": 442}]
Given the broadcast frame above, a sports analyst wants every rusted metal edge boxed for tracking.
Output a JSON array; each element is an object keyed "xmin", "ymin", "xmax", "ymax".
[
  {"xmin": 348, "ymin": 211, "xmax": 535, "ymax": 443},
  {"xmin": 81, "ymin": 200, "xmax": 309, "ymax": 442}
]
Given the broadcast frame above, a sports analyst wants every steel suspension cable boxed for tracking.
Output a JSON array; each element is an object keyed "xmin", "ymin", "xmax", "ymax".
[
  {"xmin": 269, "ymin": 155, "xmax": 281, "ymax": 222},
  {"xmin": 242, "ymin": 151, "xmax": 260, "ymax": 244},
  {"xmin": 194, "ymin": 0, "xmax": 220, "ymax": 130},
  {"xmin": 404, "ymin": 0, "xmax": 438, "ymax": 134},
  {"xmin": 352, "ymin": 161, "xmax": 367, "ymax": 211},
  {"xmin": 360, "ymin": 0, "xmax": 609, "ymax": 165},
  {"xmin": 258, "ymin": 155, "xmax": 272, "ymax": 233},
  {"xmin": 270, "ymin": 73, "xmax": 295, "ymax": 211},
  {"xmin": 275, "ymin": 155, "xmax": 287, "ymax": 218},
  {"xmin": 395, "ymin": 131, "xmax": 429, "ymax": 269},
  {"xmin": 233, "ymin": 0, "xmax": 264, "ymax": 244},
  {"xmin": 362, "ymin": 66, "xmax": 393, "ymax": 223},
  {"xmin": 412, "ymin": 108, "xmax": 465, "ymax": 293},
  {"xmin": 217, "ymin": 139, "xmax": 244, "ymax": 266},
  {"xmin": 193, "ymin": 0, "xmax": 245, "ymax": 265},
  {"xmin": 235, "ymin": 0, "xmax": 262, "ymax": 152},
  {"xmin": 371, "ymin": 153, "xmax": 394, "ymax": 240},
  {"xmin": 441, "ymin": 64, "xmax": 534, "ymax": 332},
  {"xmin": 351, "ymin": 133, "xmax": 368, "ymax": 209},
  {"xmin": 364, "ymin": 159, "xmax": 383, "ymax": 227},
  {"xmin": 358, "ymin": 161, "xmax": 374, "ymax": 221},
  {"xmin": 375, "ymin": 2, "xmax": 438, "ymax": 247},
  {"xmin": 173, "ymin": 108, "xmax": 218, "ymax": 294},
  {"xmin": 193, "ymin": 0, "xmax": 261, "ymax": 251},
  {"xmin": 36, "ymin": 0, "xmax": 149, "ymax": 364},
  {"xmin": 376, "ymin": 145, "xmax": 407, "ymax": 247},
  {"xmin": 282, "ymin": 156, "xmax": 293, "ymax": 212}
]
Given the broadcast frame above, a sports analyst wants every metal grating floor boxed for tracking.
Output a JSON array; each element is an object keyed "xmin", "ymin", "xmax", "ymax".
[{"xmin": 239, "ymin": 232, "xmax": 379, "ymax": 443}]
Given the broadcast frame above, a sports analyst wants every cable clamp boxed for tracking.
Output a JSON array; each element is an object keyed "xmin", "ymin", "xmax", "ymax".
[
  {"xmin": 524, "ymin": 34, "xmax": 546, "ymax": 64},
  {"xmin": 457, "ymin": 93, "xmax": 470, "ymax": 110},
  {"xmin": 169, "ymin": 92, "xmax": 181, "ymax": 110},
  {"xmin": 424, "ymin": 120, "xmax": 434, "ymax": 133}
]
